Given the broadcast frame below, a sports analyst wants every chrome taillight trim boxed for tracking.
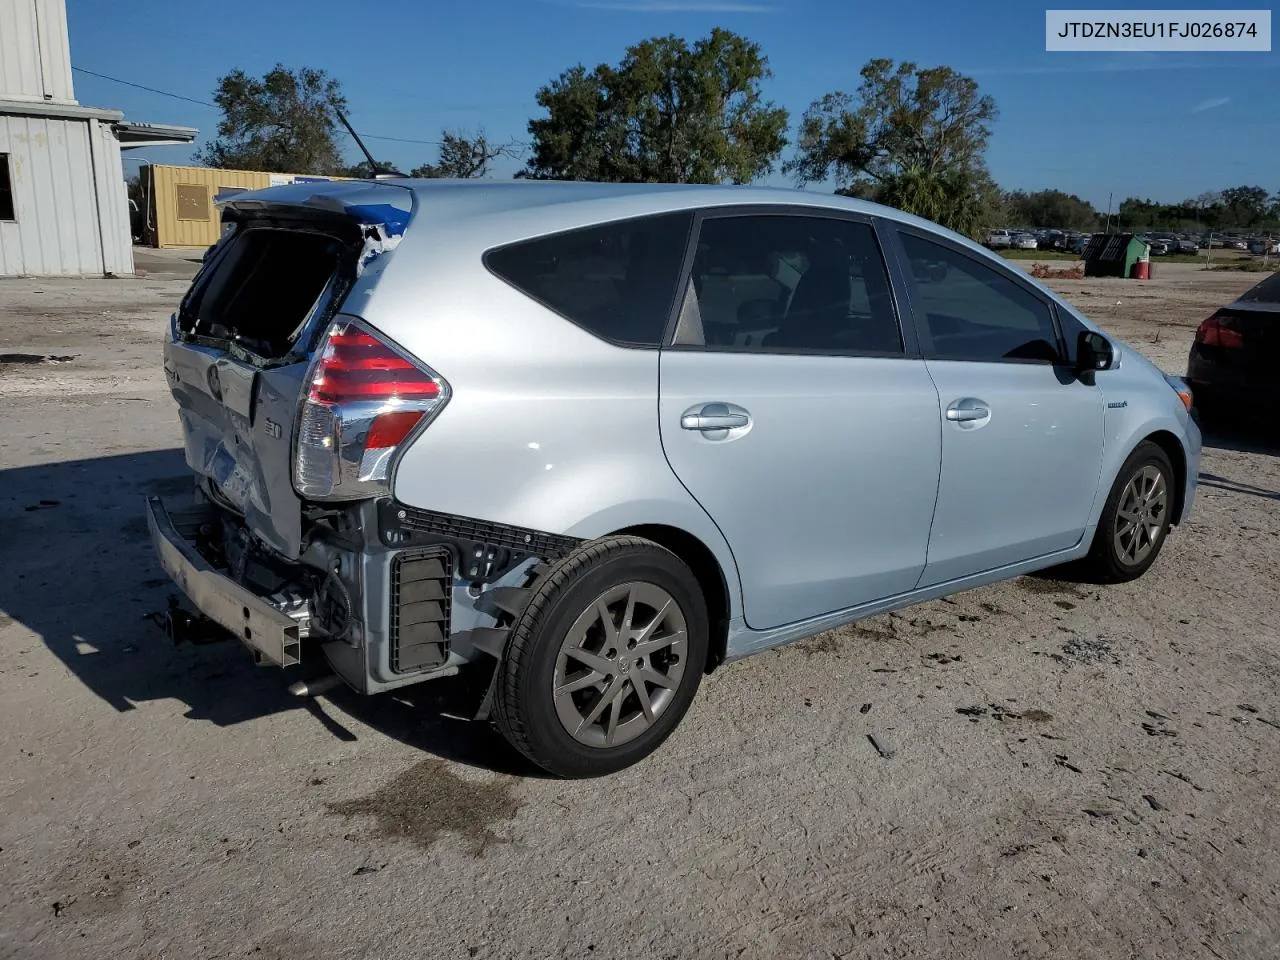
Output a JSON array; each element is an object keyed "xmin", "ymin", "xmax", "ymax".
[{"xmin": 291, "ymin": 317, "xmax": 451, "ymax": 501}]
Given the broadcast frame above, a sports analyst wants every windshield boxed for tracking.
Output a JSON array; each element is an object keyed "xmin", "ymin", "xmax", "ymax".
[{"xmin": 1239, "ymin": 272, "xmax": 1280, "ymax": 304}]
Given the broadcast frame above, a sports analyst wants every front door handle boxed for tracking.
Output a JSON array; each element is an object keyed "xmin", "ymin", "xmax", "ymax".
[
  {"xmin": 680, "ymin": 402, "xmax": 751, "ymax": 432},
  {"xmin": 945, "ymin": 399, "xmax": 990, "ymax": 422}
]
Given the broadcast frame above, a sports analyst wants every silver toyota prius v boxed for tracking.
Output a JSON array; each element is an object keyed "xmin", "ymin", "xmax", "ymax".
[{"xmin": 147, "ymin": 179, "xmax": 1200, "ymax": 777}]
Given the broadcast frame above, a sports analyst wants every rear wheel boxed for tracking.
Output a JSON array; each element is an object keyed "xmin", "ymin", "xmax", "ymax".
[
  {"xmin": 1081, "ymin": 441, "xmax": 1175, "ymax": 583},
  {"xmin": 493, "ymin": 536, "xmax": 708, "ymax": 778}
]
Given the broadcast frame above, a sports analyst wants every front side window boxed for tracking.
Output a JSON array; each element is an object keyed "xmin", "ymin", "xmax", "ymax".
[
  {"xmin": 484, "ymin": 212, "xmax": 693, "ymax": 346},
  {"xmin": 678, "ymin": 214, "xmax": 902, "ymax": 355},
  {"xmin": 898, "ymin": 232, "xmax": 1062, "ymax": 364}
]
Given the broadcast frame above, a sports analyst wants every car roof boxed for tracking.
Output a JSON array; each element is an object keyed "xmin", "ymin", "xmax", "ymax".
[
  {"xmin": 238, "ymin": 176, "xmax": 995, "ymax": 253},
  {"xmin": 399, "ymin": 178, "xmax": 961, "ymax": 234},
  {"xmin": 229, "ymin": 176, "xmax": 1081, "ymax": 303}
]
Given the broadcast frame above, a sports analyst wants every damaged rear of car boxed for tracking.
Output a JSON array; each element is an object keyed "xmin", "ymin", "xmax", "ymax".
[
  {"xmin": 149, "ymin": 178, "xmax": 730, "ymax": 780},
  {"xmin": 149, "ymin": 179, "xmax": 463, "ymax": 690}
]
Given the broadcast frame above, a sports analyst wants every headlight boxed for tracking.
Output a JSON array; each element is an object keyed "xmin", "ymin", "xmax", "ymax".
[{"xmin": 1163, "ymin": 373, "xmax": 1194, "ymax": 413}]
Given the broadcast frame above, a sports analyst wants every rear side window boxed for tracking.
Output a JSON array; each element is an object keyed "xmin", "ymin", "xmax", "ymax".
[
  {"xmin": 898, "ymin": 232, "xmax": 1062, "ymax": 364},
  {"xmin": 679, "ymin": 214, "xmax": 902, "ymax": 355},
  {"xmin": 485, "ymin": 212, "xmax": 693, "ymax": 346}
]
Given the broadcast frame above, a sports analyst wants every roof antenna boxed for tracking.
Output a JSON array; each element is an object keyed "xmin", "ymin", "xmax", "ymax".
[{"xmin": 334, "ymin": 108, "xmax": 406, "ymax": 179}]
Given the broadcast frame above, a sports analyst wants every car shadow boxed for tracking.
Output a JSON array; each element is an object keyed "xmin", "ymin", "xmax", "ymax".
[
  {"xmin": 1200, "ymin": 423, "xmax": 1280, "ymax": 458},
  {"xmin": 0, "ymin": 449, "xmax": 544, "ymax": 777},
  {"xmin": 1197, "ymin": 473, "xmax": 1280, "ymax": 502}
]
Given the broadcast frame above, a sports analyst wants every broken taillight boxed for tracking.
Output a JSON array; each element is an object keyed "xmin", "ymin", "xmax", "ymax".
[
  {"xmin": 1195, "ymin": 312, "xmax": 1243, "ymax": 350},
  {"xmin": 293, "ymin": 319, "xmax": 448, "ymax": 500}
]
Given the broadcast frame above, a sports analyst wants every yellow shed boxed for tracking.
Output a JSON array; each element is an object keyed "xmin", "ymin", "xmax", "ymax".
[{"xmin": 141, "ymin": 164, "xmax": 347, "ymax": 248}]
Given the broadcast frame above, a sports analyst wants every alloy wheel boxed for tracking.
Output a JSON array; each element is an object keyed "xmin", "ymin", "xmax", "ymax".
[
  {"xmin": 552, "ymin": 582, "xmax": 688, "ymax": 749},
  {"xmin": 1113, "ymin": 464, "xmax": 1168, "ymax": 565}
]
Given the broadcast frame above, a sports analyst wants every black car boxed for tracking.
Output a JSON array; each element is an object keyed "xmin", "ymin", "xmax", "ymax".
[{"xmin": 1187, "ymin": 271, "xmax": 1280, "ymax": 427}]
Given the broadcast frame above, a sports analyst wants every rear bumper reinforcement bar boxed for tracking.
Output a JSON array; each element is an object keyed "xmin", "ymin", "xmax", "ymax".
[{"xmin": 145, "ymin": 496, "xmax": 308, "ymax": 667}]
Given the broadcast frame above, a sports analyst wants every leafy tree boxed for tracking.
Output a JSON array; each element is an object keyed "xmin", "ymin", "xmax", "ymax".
[
  {"xmin": 867, "ymin": 165, "xmax": 1000, "ymax": 238},
  {"xmin": 412, "ymin": 130, "xmax": 520, "ymax": 179},
  {"xmin": 1003, "ymin": 189, "xmax": 1098, "ymax": 230},
  {"xmin": 523, "ymin": 29, "xmax": 789, "ymax": 184},
  {"xmin": 338, "ymin": 159, "xmax": 396, "ymax": 179},
  {"xmin": 1220, "ymin": 185, "xmax": 1271, "ymax": 227},
  {"xmin": 1115, "ymin": 188, "xmax": 1278, "ymax": 232},
  {"xmin": 1116, "ymin": 197, "xmax": 1156, "ymax": 231},
  {"xmin": 787, "ymin": 59, "xmax": 997, "ymax": 223},
  {"xmin": 1186, "ymin": 191, "xmax": 1224, "ymax": 231},
  {"xmin": 196, "ymin": 65, "xmax": 347, "ymax": 175}
]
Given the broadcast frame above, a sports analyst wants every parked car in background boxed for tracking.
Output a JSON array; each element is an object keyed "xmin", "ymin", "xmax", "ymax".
[
  {"xmin": 1187, "ymin": 270, "xmax": 1280, "ymax": 429},
  {"xmin": 1248, "ymin": 238, "xmax": 1279, "ymax": 256},
  {"xmin": 986, "ymin": 229, "xmax": 1013, "ymax": 249},
  {"xmin": 1013, "ymin": 233, "xmax": 1039, "ymax": 250},
  {"xmin": 1206, "ymin": 236, "xmax": 1245, "ymax": 250},
  {"xmin": 1072, "ymin": 234, "xmax": 1092, "ymax": 255},
  {"xmin": 1173, "ymin": 239, "xmax": 1199, "ymax": 255},
  {"xmin": 1148, "ymin": 239, "xmax": 1171, "ymax": 256},
  {"xmin": 1041, "ymin": 230, "xmax": 1067, "ymax": 252},
  {"xmin": 146, "ymin": 179, "xmax": 1202, "ymax": 776}
]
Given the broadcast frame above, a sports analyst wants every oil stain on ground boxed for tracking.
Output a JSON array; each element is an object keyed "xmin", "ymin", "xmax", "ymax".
[
  {"xmin": 1016, "ymin": 577, "xmax": 1087, "ymax": 598},
  {"xmin": 796, "ymin": 631, "xmax": 845, "ymax": 656},
  {"xmin": 327, "ymin": 757, "xmax": 522, "ymax": 855}
]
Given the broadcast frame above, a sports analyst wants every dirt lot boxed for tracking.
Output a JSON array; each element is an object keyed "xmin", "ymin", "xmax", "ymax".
[{"xmin": 1, "ymin": 259, "xmax": 1278, "ymax": 960}]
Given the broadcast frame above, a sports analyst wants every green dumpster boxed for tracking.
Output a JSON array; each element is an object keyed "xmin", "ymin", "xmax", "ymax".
[{"xmin": 1082, "ymin": 233, "xmax": 1150, "ymax": 278}]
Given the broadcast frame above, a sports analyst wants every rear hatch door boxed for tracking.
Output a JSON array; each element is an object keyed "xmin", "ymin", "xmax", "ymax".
[{"xmin": 163, "ymin": 180, "xmax": 414, "ymax": 558}]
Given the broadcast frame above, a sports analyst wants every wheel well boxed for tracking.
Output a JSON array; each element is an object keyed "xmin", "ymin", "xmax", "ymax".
[
  {"xmin": 1144, "ymin": 430, "xmax": 1188, "ymax": 524},
  {"xmin": 616, "ymin": 524, "xmax": 730, "ymax": 673}
]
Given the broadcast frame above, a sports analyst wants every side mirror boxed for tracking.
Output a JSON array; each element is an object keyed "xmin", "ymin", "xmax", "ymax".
[{"xmin": 1077, "ymin": 330, "xmax": 1114, "ymax": 374}]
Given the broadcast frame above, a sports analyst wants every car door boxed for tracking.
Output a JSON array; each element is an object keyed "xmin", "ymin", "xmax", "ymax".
[
  {"xmin": 890, "ymin": 227, "xmax": 1106, "ymax": 587},
  {"xmin": 658, "ymin": 209, "xmax": 942, "ymax": 632}
]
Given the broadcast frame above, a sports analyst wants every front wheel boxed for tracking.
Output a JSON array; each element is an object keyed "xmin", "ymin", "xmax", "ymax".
[
  {"xmin": 493, "ymin": 537, "xmax": 709, "ymax": 778},
  {"xmin": 1081, "ymin": 441, "xmax": 1176, "ymax": 583}
]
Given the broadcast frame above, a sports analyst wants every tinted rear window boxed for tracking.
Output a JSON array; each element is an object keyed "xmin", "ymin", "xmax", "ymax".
[
  {"xmin": 1239, "ymin": 272, "xmax": 1280, "ymax": 304},
  {"xmin": 485, "ymin": 212, "xmax": 693, "ymax": 346}
]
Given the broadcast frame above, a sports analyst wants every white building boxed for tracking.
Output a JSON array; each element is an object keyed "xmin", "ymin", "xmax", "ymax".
[{"xmin": 0, "ymin": 0, "xmax": 197, "ymax": 276}]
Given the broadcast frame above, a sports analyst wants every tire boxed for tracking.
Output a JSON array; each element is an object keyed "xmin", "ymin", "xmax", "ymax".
[
  {"xmin": 493, "ymin": 536, "xmax": 709, "ymax": 778},
  {"xmin": 1081, "ymin": 441, "xmax": 1176, "ymax": 583}
]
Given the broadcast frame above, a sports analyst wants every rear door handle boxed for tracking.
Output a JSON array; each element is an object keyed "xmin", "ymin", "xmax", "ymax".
[
  {"xmin": 945, "ymin": 399, "xmax": 990, "ymax": 422},
  {"xmin": 680, "ymin": 402, "xmax": 750, "ymax": 432}
]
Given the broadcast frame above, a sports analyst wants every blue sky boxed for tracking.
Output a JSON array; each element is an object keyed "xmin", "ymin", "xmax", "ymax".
[{"xmin": 65, "ymin": 0, "xmax": 1277, "ymax": 209}]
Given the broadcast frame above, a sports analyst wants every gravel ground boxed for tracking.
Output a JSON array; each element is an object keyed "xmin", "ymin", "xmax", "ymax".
[{"xmin": 1, "ymin": 260, "xmax": 1277, "ymax": 960}]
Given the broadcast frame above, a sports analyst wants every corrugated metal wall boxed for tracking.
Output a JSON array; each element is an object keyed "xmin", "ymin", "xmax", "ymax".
[
  {"xmin": 0, "ymin": 0, "xmax": 76, "ymax": 103},
  {"xmin": 89, "ymin": 119, "xmax": 132, "ymax": 275},
  {"xmin": 34, "ymin": 0, "xmax": 75, "ymax": 102},
  {"xmin": 0, "ymin": 113, "xmax": 105, "ymax": 275},
  {"xmin": 0, "ymin": 1, "xmax": 44, "ymax": 101},
  {"xmin": 148, "ymin": 165, "xmax": 273, "ymax": 248}
]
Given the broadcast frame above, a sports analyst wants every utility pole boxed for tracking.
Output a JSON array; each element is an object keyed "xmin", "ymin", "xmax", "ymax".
[{"xmin": 1103, "ymin": 192, "xmax": 1113, "ymax": 235}]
